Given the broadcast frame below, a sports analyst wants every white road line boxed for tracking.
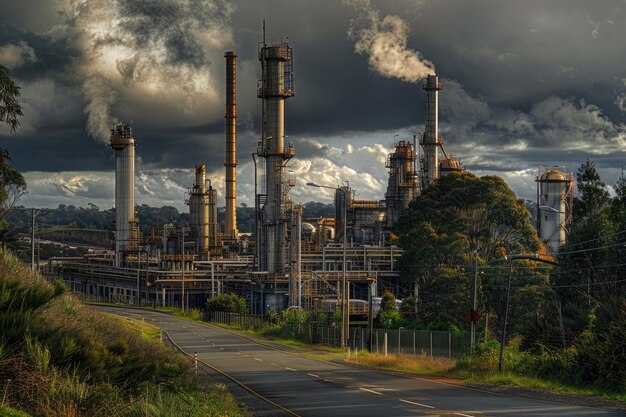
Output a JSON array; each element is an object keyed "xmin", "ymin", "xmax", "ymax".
[
  {"xmin": 219, "ymin": 347, "xmax": 224, "ymax": 350},
  {"xmin": 359, "ymin": 387, "xmax": 382, "ymax": 396},
  {"xmin": 307, "ymin": 373, "xmax": 320, "ymax": 378},
  {"xmin": 271, "ymin": 363, "xmax": 277, "ymax": 366},
  {"xmin": 254, "ymin": 358, "xmax": 263, "ymax": 362},
  {"xmin": 399, "ymin": 399, "xmax": 435, "ymax": 409},
  {"xmin": 285, "ymin": 367, "xmax": 297, "ymax": 371},
  {"xmin": 453, "ymin": 414, "xmax": 474, "ymax": 417}
]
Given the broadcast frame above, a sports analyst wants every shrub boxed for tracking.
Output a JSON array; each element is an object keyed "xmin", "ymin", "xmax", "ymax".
[{"xmin": 205, "ymin": 293, "xmax": 247, "ymax": 313}]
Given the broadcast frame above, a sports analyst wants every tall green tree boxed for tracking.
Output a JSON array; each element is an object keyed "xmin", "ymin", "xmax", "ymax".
[
  {"xmin": 396, "ymin": 172, "xmax": 544, "ymax": 328},
  {"xmin": 0, "ymin": 65, "xmax": 26, "ymax": 230},
  {"xmin": 0, "ymin": 65, "xmax": 22, "ymax": 132},
  {"xmin": 574, "ymin": 159, "xmax": 609, "ymax": 220}
]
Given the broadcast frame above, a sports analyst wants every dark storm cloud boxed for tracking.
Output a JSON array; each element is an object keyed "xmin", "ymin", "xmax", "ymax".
[
  {"xmin": 115, "ymin": 0, "xmax": 231, "ymax": 68},
  {"xmin": 2, "ymin": 0, "xmax": 626, "ymax": 208}
]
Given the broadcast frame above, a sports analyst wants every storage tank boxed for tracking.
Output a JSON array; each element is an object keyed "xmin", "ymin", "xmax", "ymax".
[{"xmin": 537, "ymin": 168, "xmax": 573, "ymax": 253}]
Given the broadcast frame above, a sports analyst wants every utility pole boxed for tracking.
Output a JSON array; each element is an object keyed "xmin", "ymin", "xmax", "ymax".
[
  {"xmin": 181, "ymin": 229, "xmax": 186, "ymax": 313},
  {"xmin": 30, "ymin": 208, "xmax": 35, "ymax": 271},
  {"xmin": 471, "ymin": 250, "xmax": 478, "ymax": 348}
]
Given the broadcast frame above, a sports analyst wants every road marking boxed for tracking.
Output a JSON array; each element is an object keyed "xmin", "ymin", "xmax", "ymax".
[
  {"xmin": 271, "ymin": 363, "xmax": 277, "ymax": 366},
  {"xmin": 307, "ymin": 373, "xmax": 319, "ymax": 378},
  {"xmin": 453, "ymin": 414, "xmax": 474, "ymax": 417},
  {"xmin": 254, "ymin": 358, "xmax": 263, "ymax": 362},
  {"xmin": 399, "ymin": 399, "xmax": 435, "ymax": 409},
  {"xmin": 219, "ymin": 347, "xmax": 224, "ymax": 350},
  {"xmin": 359, "ymin": 387, "xmax": 382, "ymax": 395},
  {"xmin": 286, "ymin": 367, "xmax": 297, "ymax": 371}
]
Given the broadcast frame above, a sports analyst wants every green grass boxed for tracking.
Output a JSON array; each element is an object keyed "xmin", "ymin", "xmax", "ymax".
[
  {"xmin": 0, "ymin": 248, "xmax": 247, "ymax": 417},
  {"xmin": 0, "ymin": 405, "xmax": 31, "ymax": 417}
]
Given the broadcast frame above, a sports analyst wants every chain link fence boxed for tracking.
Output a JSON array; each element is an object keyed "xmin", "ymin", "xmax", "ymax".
[{"xmin": 206, "ymin": 311, "xmax": 476, "ymax": 358}]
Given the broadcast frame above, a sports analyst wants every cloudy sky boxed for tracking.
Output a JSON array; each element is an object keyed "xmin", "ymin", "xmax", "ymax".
[{"xmin": 1, "ymin": 0, "xmax": 626, "ymax": 211}]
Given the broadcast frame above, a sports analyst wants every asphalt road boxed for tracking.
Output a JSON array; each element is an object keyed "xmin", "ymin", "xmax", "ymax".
[{"xmin": 97, "ymin": 306, "xmax": 625, "ymax": 417}]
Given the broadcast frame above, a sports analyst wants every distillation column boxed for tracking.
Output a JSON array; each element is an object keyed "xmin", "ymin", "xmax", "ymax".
[
  {"xmin": 224, "ymin": 52, "xmax": 239, "ymax": 242},
  {"xmin": 188, "ymin": 164, "xmax": 209, "ymax": 257},
  {"xmin": 110, "ymin": 123, "xmax": 136, "ymax": 267},
  {"xmin": 258, "ymin": 41, "xmax": 295, "ymax": 274},
  {"xmin": 421, "ymin": 75, "xmax": 443, "ymax": 188}
]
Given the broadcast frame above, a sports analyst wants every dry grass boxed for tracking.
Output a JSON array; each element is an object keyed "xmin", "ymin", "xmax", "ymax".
[{"xmin": 347, "ymin": 351, "xmax": 455, "ymax": 376}]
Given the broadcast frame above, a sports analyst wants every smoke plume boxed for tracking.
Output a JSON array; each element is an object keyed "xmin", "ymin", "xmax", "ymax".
[
  {"xmin": 346, "ymin": 0, "xmax": 435, "ymax": 83},
  {"xmin": 57, "ymin": 0, "xmax": 234, "ymax": 142},
  {"xmin": 83, "ymin": 75, "xmax": 119, "ymax": 142}
]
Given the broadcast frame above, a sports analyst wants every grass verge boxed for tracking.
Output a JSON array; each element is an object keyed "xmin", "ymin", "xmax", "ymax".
[{"xmin": 0, "ymin": 248, "xmax": 247, "ymax": 417}]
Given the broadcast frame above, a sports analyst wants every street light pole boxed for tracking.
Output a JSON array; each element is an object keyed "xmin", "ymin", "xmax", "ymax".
[
  {"xmin": 307, "ymin": 182, "xmax": 348, "ymax": 349},
  {"xmin": 181, "ymin": 228, "xmax": 186, "ymax": 313},
  {"xmin": 471, "ymin": 250, "xmax": 478, "ymax": 349}
]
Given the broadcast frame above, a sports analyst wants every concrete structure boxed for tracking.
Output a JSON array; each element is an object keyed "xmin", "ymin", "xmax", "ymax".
[
  {"xmin": 110, "ymin": 123, "xmax": 136, "ymax": 267},
  {"xmin": 257, "ymin": 39, "xmax": 295, "ymax": 275},
  {"xmin": 421, "ymin": 75, "xmax": 443, "ymax": 188},
  {"xmin": 385, "ymin": 140, "xmax": 419, "ymax": 227},
  {"xmin": 224, "ymin": 51, "xmax": 239, "ymax": 243},
  {"xmin": 536, "ymin": 168, "xmax": 574, "ymax": 253}
]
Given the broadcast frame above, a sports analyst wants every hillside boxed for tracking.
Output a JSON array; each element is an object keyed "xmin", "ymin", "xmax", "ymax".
[{"xmin": 0, "ymin": 248, "xmax": 245, "ymax": 416}]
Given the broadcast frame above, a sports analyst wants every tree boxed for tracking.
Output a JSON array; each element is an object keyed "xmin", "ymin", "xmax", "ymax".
[
  {"xmin": 205, "ymin": 293, "xmax": 247, "ymax": 313},
  {"xmin": 377, "ymin": 291, "xmax": 402, "ymax": 328},
  {"xmin": 0, "ymin": 65, "xmax": 22, "ymax": 132},
  {"xmin": 0, "ymin": 65, "xmax": 26, "ymax": 230},
  {"xmin": 574, "ymin": 159, "xmax": 609, "ymax": 220},
  {"xmin": 396, "ymin": 172, "xmax": 543, "ymax": 329}
]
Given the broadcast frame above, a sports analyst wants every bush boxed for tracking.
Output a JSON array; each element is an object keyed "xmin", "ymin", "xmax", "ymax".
[{"xmin": 205, "ymin": 293, "xmax": 247, "ymax": 313}]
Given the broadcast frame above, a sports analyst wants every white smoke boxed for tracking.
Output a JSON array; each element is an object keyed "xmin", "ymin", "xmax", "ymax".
[
  {"xmin": 55, "ymin": 0, "xmax": 234, "ymax": 142},
  {"xmin": 346, "ymin": 0, "xmax": 435, "ymax": 83},
  {"xmin": 83, "ymin": 75, "xmax": 119, "ymax": 142}
]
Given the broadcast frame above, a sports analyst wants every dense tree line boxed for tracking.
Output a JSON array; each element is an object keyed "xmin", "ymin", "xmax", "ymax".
[
  {"xmin": 395, "ymin": 165, "xmax": 626, "ymax": 391},
  {"xmin": 6, "ymin": 201, "xmax": 335, "ymax": 236}
]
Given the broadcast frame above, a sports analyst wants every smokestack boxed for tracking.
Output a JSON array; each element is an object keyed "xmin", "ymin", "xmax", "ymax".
[
  {"xmin": 224, "ymin": 51, "xmax": 238, "ymax": 242},
  {"xmin": 422, "ymin": 74, "xmax": 443, "ymax": 188},
  {"xmin": 110, "ymin": 123, "xmax": 136, "ymax": 267}
]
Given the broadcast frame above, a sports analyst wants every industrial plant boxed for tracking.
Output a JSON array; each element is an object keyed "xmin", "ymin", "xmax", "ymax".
[{"xmin": 46, "ymin": 32, "xmax": 572, "ymax": 323}]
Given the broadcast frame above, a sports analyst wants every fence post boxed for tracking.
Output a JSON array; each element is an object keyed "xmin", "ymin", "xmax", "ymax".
[
  {"xmin": 384, "ymin": 332, "xmax": 388, "ymax": 357},
  {"xmin": 413, "ymin": 331, "xmax": 416, "ymax": 356},
  {"xmin": 376, "ymin": 330, "xmax": 379, "ymax": 353},
  {"xmin": 398, "ymin": 329, "xmax": 401, "ymax": 354},
  {"xmin": 361, "ymin": 330, "xmax": 365, "ymax": 351},
  {"xmin": 429, "ymin": 332, "xmax": 433, "ymax": 358},
  {"xmin": 448, "ymin": 332, "xmax": 452, "ymax": 359}
]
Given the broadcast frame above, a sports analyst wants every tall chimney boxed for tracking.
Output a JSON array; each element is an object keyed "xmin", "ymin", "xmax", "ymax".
[
  {"xmin": 224, "ymin": 51, "xmax": 238, "ymax": 242},
  {"xmin": 422, "ymin": 74, "xmax": 443, "ymax": 188},
  {"xmin": 110, "ymin": 123, "xmax": 136, "ymax": 267}
]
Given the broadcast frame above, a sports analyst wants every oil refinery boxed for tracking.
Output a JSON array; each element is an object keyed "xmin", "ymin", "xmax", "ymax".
[{"xmin": 46, "ymin": 33, "xmax": 573, "ymax": 317}]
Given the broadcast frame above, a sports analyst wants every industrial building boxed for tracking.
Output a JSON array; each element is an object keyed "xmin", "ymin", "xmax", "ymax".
[
  {"xmin": 48, "ymin": 67, "xmax": 458, "ymax": 314},
  {"xmin": 46, "ymin": 29, "xmax": 566, "ymax": 321}
]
